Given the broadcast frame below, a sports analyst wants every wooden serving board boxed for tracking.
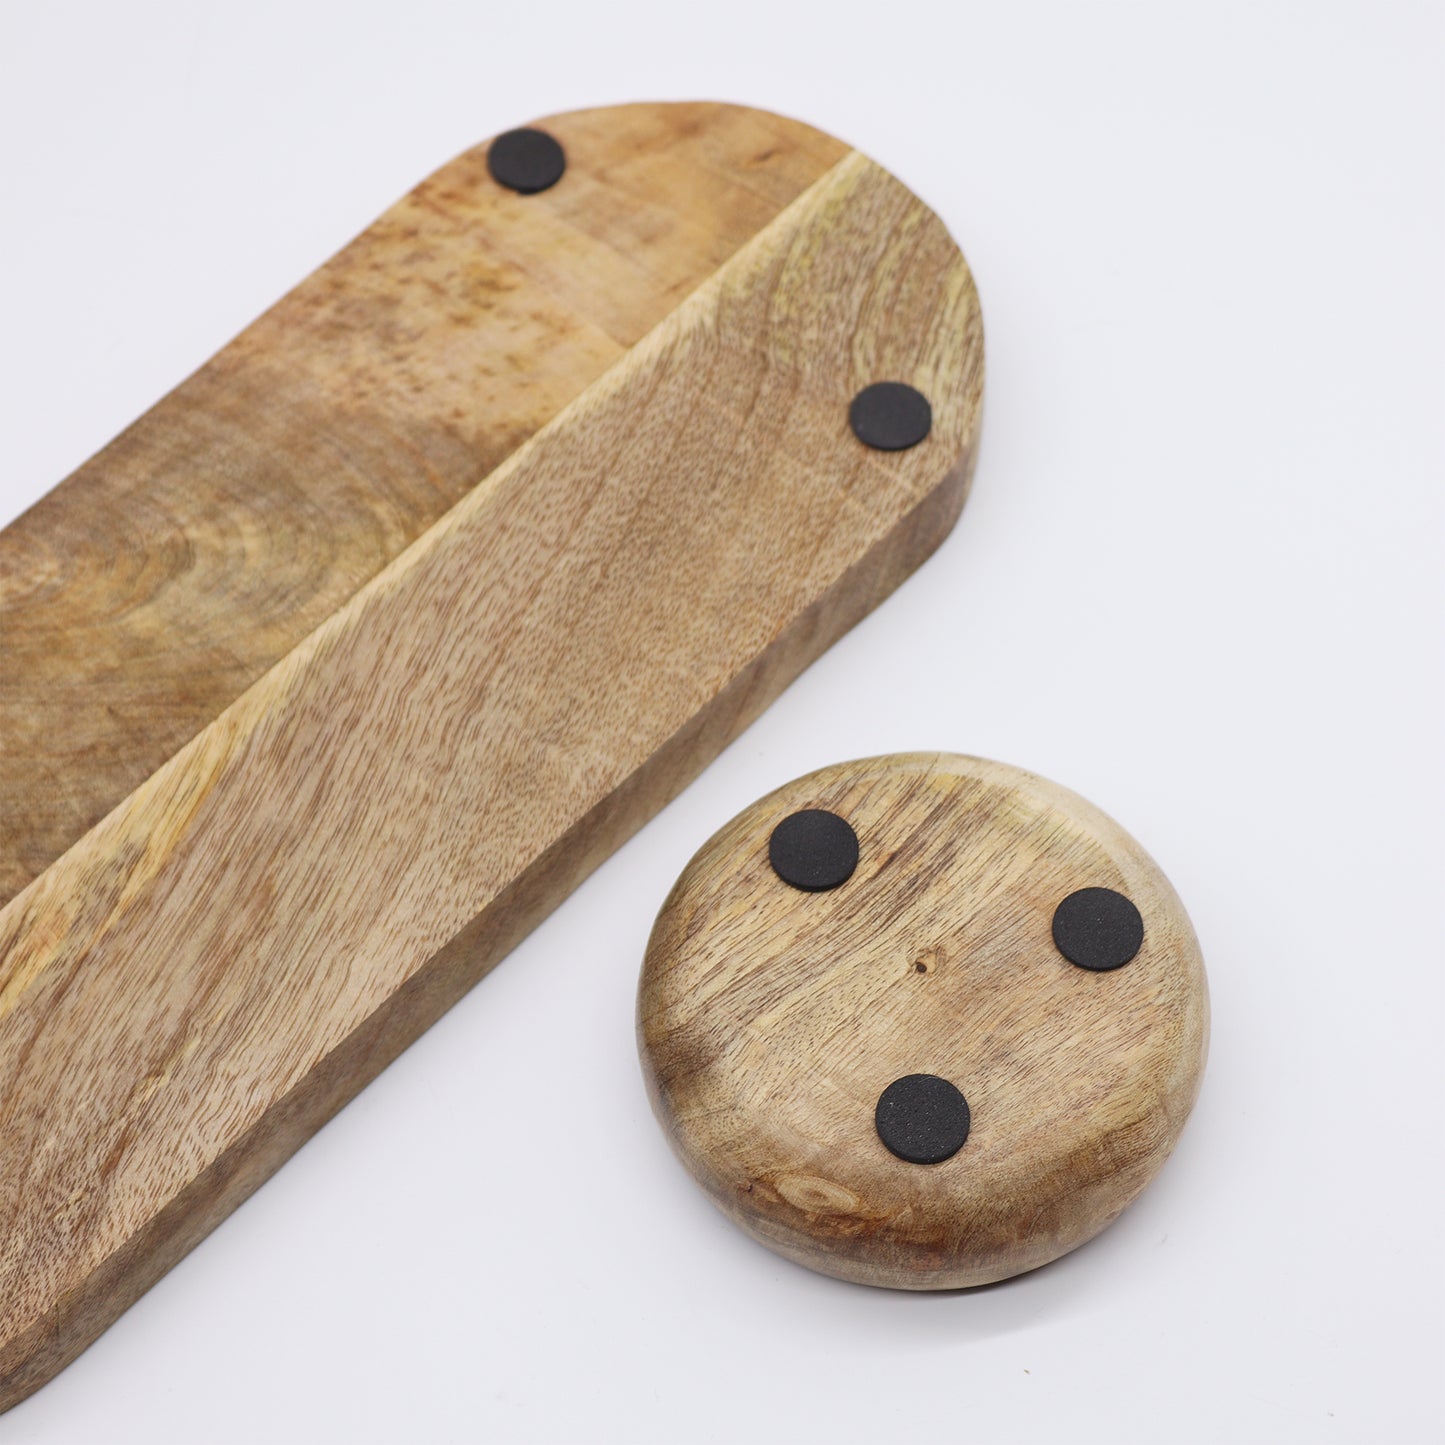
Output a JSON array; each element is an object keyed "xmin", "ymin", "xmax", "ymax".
[{"xmin": 0, "ymin": 101, "xmax": 983, "ymax": 1407}]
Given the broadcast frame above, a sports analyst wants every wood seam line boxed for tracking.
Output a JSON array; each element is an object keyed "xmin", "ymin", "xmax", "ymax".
[
  {"xmin": 0, "ymin": 143, "xmax": 867, "ymax": 913},
  {"xmin": 0, "ymin": 139, "xmax": 977, "ymax": 1022},
  {"xmin": 0, "ymin": 102, "xmax": 853, "ymax": 908}
]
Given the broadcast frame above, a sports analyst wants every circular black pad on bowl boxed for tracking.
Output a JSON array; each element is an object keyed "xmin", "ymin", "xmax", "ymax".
[
  {"xmin": 1052, "ymin": 887, "xmax": 1144, "ymax": 971},
  {"xmin": 768, "ymin": 809, "xmax": 859, "ymax": 892},
  {"xmin": 875, "ymin": 1074, "xmax": 971, "ymax": 1164}
]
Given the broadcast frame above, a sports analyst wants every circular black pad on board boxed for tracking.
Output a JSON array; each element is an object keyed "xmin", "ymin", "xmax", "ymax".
[
  {"xmin": 487, "ymin": 128, "xmax": 567, "ymax": 194},
  {"xmin": 1052, "ymin": 887, "xmax": 1145, "ymax": 971},
  {"xmin": 875, "ymin": 1074, "xmax": 971, "ymax": 1164},
  {"xmin": 768, "ymin": 809, "xmax": 859, "ymax": 892},
  {"xmin": 848, "ymin": 382, "xmax": 933, "ymax": 451}
]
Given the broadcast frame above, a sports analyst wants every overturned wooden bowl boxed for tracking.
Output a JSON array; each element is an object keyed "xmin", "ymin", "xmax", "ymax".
[{"xmin": 638, "ymin": 753, "xmax": 1209, "ymax": 1289}]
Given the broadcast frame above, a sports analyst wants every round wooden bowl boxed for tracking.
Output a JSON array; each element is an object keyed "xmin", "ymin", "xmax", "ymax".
[{"xmin": 637, "ymin": 753, "xmax": 1208, "ymax": 1289}]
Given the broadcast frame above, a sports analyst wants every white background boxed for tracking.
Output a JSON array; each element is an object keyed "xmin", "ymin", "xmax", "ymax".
[{"xmin": 2, "ymin": 2, "xmax": 1441, "ymax": 1442}]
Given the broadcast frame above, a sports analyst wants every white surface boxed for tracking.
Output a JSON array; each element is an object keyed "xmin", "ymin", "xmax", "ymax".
[{"xmin": 2, "ymin": 2, "xmax": 1442, "ymax": 1441}]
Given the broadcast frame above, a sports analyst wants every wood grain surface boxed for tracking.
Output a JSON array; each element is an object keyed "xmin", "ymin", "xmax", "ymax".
[
  {"xmin": 0, "ymin": 107, "xmax": 983, "ymax": 1407},
  {"xmin": 0, "ymin": 101, "xmax": 847, "ymax": 905},
  {"xmin": 638, "ymin": 754, "xmax": 1208, "ymax": 1289}
]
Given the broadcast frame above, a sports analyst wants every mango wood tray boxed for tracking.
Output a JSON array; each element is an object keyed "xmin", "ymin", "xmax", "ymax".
[{"xmin": 0, "ymin": 101, "xmax": 983, "ymax": 1407}]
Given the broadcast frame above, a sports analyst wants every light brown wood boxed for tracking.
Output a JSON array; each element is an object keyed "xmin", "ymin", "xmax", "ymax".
[
  {"xmin": 0, "ymin": 101, "xmax": 848, "ymax": 906},
  {"xmin": 638, "ymin": 754, "xmax": 1208, "ymax": 1289},
  {"xmin": 0, "ymin": 122, "xmax": 984, "ymax": 1406}
]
